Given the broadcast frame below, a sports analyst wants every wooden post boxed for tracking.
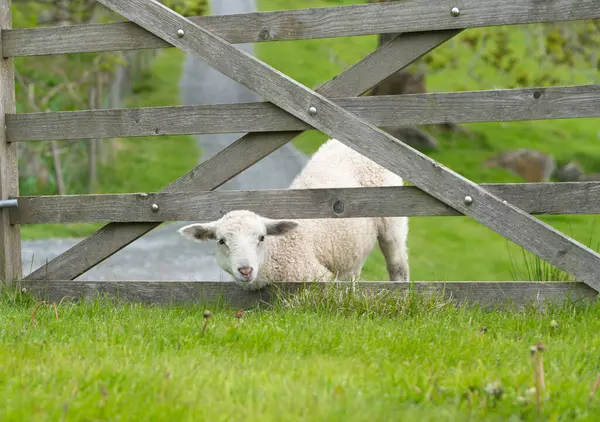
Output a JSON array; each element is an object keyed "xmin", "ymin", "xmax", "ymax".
[{"xmin": 0, "ymin": 0, "xmax": 21, "ymax": 283}]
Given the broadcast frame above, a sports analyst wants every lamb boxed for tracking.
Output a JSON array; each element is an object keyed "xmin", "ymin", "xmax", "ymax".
[{"xmin": 178, "ymin": 138, "xmax": 409, "ymax": 290}]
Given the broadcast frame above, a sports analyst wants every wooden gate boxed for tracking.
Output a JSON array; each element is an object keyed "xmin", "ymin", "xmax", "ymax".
[{"xmin": 2, "ymin": 0, "xmax": 600, "ymax": 308}]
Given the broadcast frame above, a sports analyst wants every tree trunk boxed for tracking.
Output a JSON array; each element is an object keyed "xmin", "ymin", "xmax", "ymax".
[
  {"xmin": 57, "ymin": 0, "xmax": 70, "ymax": 26},
  {"xmin": 50, "ymin": 141, "xmax": 66, "ymax": 195},
  {"xmin": 88, "ymin": 86, "xmax": 98, "ymax": 193}
]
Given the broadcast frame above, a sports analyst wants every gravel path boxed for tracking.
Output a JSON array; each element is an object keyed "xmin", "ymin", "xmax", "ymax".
[{"xmin": 20, "ymin": 0, "xmax": 308, "ymax": 282}]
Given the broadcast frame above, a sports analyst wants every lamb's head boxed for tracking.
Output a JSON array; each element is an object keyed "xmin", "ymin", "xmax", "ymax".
[{"xmin": 178, "ymin": 210, "xmax": 298, "ymax": 288}]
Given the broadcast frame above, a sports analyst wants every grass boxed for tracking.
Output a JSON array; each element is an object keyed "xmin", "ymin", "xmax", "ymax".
[
  {"xmin": 19, "ymin": 48, "xmax": 199, "ymax": 241},
  {"xmin": 256, "ymin": 0, "xmax": 600, "ymax": 282},
  {"xmin": 3, "ymin": 285, "xmax": 600, "ymax": 421}
]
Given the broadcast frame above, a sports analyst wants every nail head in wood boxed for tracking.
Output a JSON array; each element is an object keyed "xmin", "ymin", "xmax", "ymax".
[
  {"xmin": 177, "ymin": 29, "xmax": 185, "ymax": 38},
  {"xmin": 464, "ymin": 195, "xmax": 473, "ymax": 205},
  {"xmin": 533, "ymin": 91, "xmax": 541, "ymax": 99},
  {"xmin": 151, "ymin": 203, "xmax": 159, "ymax": 212},
  {"xmin": 451, "ymin": 7, "xmax": 460, "ymax": 16},
  {"xmin": 308, "ymin": 106, "xmax": 317, "ymax": 116}
]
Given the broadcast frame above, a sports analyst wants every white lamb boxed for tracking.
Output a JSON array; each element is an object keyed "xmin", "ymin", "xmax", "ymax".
[{"xmin": 179, "ymin": 138, "xmax": 409, "ymax": 290}]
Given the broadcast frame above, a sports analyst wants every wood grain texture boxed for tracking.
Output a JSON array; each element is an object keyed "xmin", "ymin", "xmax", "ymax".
[
  {"xmin": 4, "ymin": 0, "xmax": 600, "ymax": 57},
  {"xmin": 19, "ymin": 280, "xmax": 598, "ymax": 310},
  {"xmin": 9, "ymin": 85, "xmax": 600, "ymax": 141},
  {"xmin": 24, "ymin": 31, "xmax": 457, "ymax": 281},
  {"xmin": 0, "ymin": 0, "xmax": 21, "ymax": 283},
  {"xmin": 95, "ymin": 0, "xmax": 600, "ymax": 292},
  {"xmin": 13, "ymin": 182, "xmax": 600, "ymax": 224}
]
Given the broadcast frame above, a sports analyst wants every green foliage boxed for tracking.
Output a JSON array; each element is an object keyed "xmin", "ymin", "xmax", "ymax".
[
  {"xmin": 20, "ymin": 48, "xmax": 199, "ymax": 240},
  {"xmin": 14, "ymin": 0, "xmax": 106, "ymax": 27},
  {"xmin": 459, "ymin": 23, "xmax": 600, "ymax": 88},
  {"xmin": 11, "ymin": 0, "xmax": 206, "ymax": 200},
  {"xmin": 161, "ymin": 0, "xmax": 209, "ymax": 16},
  {"xmin": 13, "ymin": 1, "xmax": 130, "ymax": 195},
  {"xmin": 371, "ymin": 0, "xmax": 600, "ymax": 88}
]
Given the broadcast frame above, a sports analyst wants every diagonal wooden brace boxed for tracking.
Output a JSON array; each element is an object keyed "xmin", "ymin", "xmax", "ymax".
[
  {"xmin": 90, "ymin": 0, "xmax": 600, "ymax": 291},
  {"xmin": 24, "ymin": 25, "xmax": 459, "ymax": 280}
]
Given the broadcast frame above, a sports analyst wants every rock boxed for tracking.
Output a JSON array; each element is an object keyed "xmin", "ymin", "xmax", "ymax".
[
  {"xmin": 483, "ymin": 149, "xmax": 556, "ymax": 182},
  {"xmin": 554, "ymin": 161, "xmax": 584, "ymax": 182}
]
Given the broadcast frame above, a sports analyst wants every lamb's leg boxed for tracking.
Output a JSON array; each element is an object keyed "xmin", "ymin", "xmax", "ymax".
[
  {"xmin": 312, "ymin": 264, "xmax": 336, "ymax": 283},
  {"xmin": 377, "ymin": 217, "xmax": 410, "ymax": 281}
]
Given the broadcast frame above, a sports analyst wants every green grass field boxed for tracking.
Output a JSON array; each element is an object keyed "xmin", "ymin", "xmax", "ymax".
[{"xmin": 2, "ymin": 287, "xmax": 600, "ymax": 421}]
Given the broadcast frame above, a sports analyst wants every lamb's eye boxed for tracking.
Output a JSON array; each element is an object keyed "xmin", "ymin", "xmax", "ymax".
[
  {"xmin": 218, "ymin": 238, "xmax": 226, "ymax": 245},
  {"xmin": 259, "ymin": 235, "xmax": 265, "ymax": 242}
]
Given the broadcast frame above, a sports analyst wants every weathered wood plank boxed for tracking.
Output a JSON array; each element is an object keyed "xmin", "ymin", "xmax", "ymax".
[
  {"xmin": 4, "ymin": 0, "xmax": 600, "ymax": 57},
  {"xmin": 13, "ymin": 183, "xmax": 600, "ymax": 224},
  {"xmin": 9, "ymin": 85, "xmax": 600, "ymax": 141},
  {"xmin": 95, "ymin": 0, "xmax": 600, "ymax": 292},
  {"xmin": 0, "ymin": 0, "xmax": 21, "ymax": 283},
  {"xmin": 24, "ymin": 30, "xmax": 458, "ymax": 281},
  {"xmin": 19, "ymin": 280, "xmax": 598, "ymax": 310}
]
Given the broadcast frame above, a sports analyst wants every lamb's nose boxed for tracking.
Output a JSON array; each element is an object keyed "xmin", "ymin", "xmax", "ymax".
[{"xmin": 238, "ymin": 266, "xmax": 253, "ymax": 278}]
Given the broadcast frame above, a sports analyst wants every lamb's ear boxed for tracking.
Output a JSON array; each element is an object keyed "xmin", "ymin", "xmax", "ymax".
[
  {"xmin": 178, "ymin": 222, "xmax": 217, "ymax": 242},
  {"xmin": 263, "ymin": 219, "xmax": 298, "ymax": 236}
]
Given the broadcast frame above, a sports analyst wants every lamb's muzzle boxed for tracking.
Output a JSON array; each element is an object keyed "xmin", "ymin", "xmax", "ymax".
[{"xmin": 238, "ymin": 266, "xmax": 253, "ymax": 280}]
